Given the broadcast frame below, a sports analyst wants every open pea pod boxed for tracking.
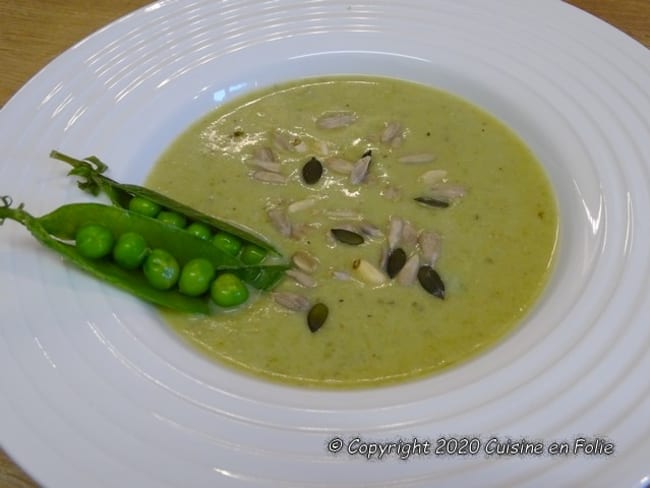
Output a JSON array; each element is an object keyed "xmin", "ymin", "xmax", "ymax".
[
  {"xmin": 0, "ymin": 198, "xmax": 287, "ymax": 314},
  {"xmin": 50, "ymin": 150, "xmax": 279, "ymax": 255}
]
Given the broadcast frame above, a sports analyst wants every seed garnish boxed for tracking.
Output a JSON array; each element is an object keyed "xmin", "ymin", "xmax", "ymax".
[
  {"xmin": 302, "ymin": 157, "xmax": 324, "ymax": 185},
  {"xmin": 307, "ymin": 303, "xmax": 329, "ymax": 332},
  {"xmin": 331, "ymin": 228, "xmax": 364, "ymax": 245},
  {"xmin": 417, "ymin": 265, "xmax": 445, "ymax": 299},
  {"xmin": 316, "ymin": 111, "xmax": 357, "ymax": 129},
  {"xmin": 386, "ymin": 248, "xmax": 407, "ymax": 278},
  {"xmin": 414, "ymin": 196, "xmax": 450, "ymax": 208},
  {"xmin": 349, "ymin": 150, "xmax": 372, "ymax": 185},
  {"xmin": 273, "ymin": 292, "xmax": 311, "ymax": 312},
  {"xmin": 396, "ymin": 254, "xmax": 420, "ymax": 286},
  {"xmin": 398, "ymin": 153, "xmax": 436, "ymax": 164}
]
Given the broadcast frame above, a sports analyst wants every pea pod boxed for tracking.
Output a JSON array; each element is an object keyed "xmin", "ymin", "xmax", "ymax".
[
  {"xmin": 0, "ymin": 197, "xmax": 287, "ymax": 314},
  {"xmin": 50, "ymin": 150, "xmax": 278, "ymax": 255}
]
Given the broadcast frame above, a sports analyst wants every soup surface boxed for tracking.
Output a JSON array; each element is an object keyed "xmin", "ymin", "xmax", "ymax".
[{"xmin": 147, "ymin": 76, "xmax": 558, "ymax": 388}]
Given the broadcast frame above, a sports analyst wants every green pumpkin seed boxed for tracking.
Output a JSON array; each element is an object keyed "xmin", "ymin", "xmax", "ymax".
[
  {"xmin": 302, "ymin": 157, "xmax": 323, "ymax": 185},
  {"xmin": 417, "ymin": 265, "xmax": 445, "ymax": 299},
  {"xmin": 386, "ymin": 247, "xmax": 407, "ymax": 278},
  {"xmin": 307, "ymin": 302, "xmax": 329, "ymax": 333},
  {"xmin": 331, "ymin": 228, "xmax": 364, "ymax": 245},
  {"xmin": 414, "ymin": 196, "xmax": 450, "ymax": 208}
]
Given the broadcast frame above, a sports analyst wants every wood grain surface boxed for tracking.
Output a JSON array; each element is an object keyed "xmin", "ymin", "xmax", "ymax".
[{"xmin": 0, "ymin": 1, "xmax": 648, "ymax": 486}]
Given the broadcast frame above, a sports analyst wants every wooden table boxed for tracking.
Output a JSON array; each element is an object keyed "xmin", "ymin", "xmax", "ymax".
[{"xmin": 1, "ymin": 0, "xmax": 648, "ymax": 486}]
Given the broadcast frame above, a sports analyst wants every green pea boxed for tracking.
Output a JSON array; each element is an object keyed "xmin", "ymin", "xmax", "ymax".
[
  {"xmin": 128, "ymin": 197, "xmax": 161, "ymax": 218},
  {"xmin": 113, "ymin": 232, "xmax": 149, "ymax": 270},
  {"xmin": 75, "ymin": 224, "xmax": 114, "ymax": 259},
  {"xmin": 143, "ymin": 249, "xmax": 180, "ymax": 290},
  {"xmin": 212, "ymin": 232, "xmax": 242, "ymax": 256},
  {"xmin": 157, "ymin": 210, "xmax": 187, "ymax": 229},
  {"xmin": 178, "ymin": 258, "xmax": 215, "ymax": 296},
  {"xmin": 240, "ymin": 244, "xmax": 267, "ymax": 265},
  {"xmin": 210, "ymin": 273, "xmax": 249, "ymax": 307},
  {"xmin": 186, "ymin": 222, "xmax": 213, "ymax": 241}
]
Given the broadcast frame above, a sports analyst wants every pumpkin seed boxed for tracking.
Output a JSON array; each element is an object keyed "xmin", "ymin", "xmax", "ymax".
[
  {"xmin": 386, "ymin": 248, "xmax": 407, "ymax": 278},
  {"xmin": 417, "ymin": 265, "xmax": 445, "ymax": 299},
  {"xmin": 307, "ymin": 302, "xmax": 329, "ymax": 332},
  {"xmin": 331, "ymin": 228, "xmax": 364, "ymax": 245},
  {"xmin": 302, "ymin": 157, "xmax": 323, "ymax": 185},
  {"xmin": 414, "ymin": 196, "xmax": 450, "ymax": 208}
]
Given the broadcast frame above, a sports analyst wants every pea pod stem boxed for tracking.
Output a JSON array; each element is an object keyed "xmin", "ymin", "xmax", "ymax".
[
  {"xmin": 50, "ymin": 150, "xmax": 280, "ymax": 254},
  {"xmin": 1, "ymin": 197, "xmax": 288, "ymax": 314}
]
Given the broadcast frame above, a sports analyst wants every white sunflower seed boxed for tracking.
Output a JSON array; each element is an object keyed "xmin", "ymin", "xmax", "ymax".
[
  {"xmin": 398, "ymin": 153, "xmax": 436, "ymax": 164},
  {"xmin": 388, "ymin": 216, "xmax": 404, "ymax": 250},
  {"xmin": 430, "ymin": 183, "xmax": 466, "ymax": 200},
  {"xmin": 420, "ymin": 169, "xmax": 448, "ymax": 185},
  {"xmin": 396, "ymin": 254, "xmax": 420, "ymax": 286},
  {"xmin": 381, "ymin": 121, "xmax": 402, "ymax": 144},
  {"xmin": 324, "ymin": 157, "xmax": 354, "ymax": 175},
  {"xmin": 349, "ymin": 152, "xmax": 372, "ymax": 185},
  {"xmin": 267, "ymin": 207, "xmax": 292, "ymax": 236},
  {"xmin": 292, "ymin": 251, "xmax": 319, "ymax": 273},
  {"xmin": 273, "ymin": 292, "xmax": 312, "ymax": 312},
  {"xmin": 418, "ymin": 230, "xmax": 442, "ymax": 267},
  {"xmin": 287, "ymin": 198, "xmax": 317, "ymax": 213},
  {"xmin": 316, "ymin": 111, "xmax": 357, "ymax": 129},
  {"xmin": 287, "ymin": 269, "xmax": 318, "ymax": 288},
  {"xmin": 253, "ymin": 171, "xmax": 287, "ymax": 184}
]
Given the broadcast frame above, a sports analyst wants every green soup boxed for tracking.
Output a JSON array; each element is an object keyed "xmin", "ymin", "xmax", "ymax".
[{"xmin": 147, "ymin": 76, "xmax": 558, "ymax": 388}]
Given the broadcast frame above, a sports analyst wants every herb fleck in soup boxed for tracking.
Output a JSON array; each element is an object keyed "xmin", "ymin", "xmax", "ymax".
[{"xmin": 147, "ymin": 76, "xmax": 558, "ymax": 388}]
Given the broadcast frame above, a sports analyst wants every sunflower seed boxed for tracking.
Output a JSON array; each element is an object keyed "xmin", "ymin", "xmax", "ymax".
[
  {"xmin": 253, "ymin": 146, "xmax": 276, "ymax": 163},
  {"xmin": 287, "ymin": 269, "xmax": 318, "ymax": 288},
  {"xmin": 267, "ymin": 207, "xmax": 292, "ymax": 236},
  {"xmin": 292, "ymin": 251, "xmax": 319, "ymax": 273},
  {"xmin": 251, "ymin": 160, "xmax": 282, "ymax": 173},
  {"xmin": 272, "ymin": 131, "xmax": 293, "ymax": 152},
  {"xmin": 253, "ymin": 171, "xmax": 287, "ymax": 184},
  {"xmin": 418, "ymin": 230, "xmax": 441, "ymax": 267},
  {"xmin": 316, "ymin": 111, "xmax": 357, "ymax": 129},
  {"xmin": 401, "ymin": 220, "xmax": 419, "ymax": 252},
  {"xmin": 420, "ymin": 169, "xmax": 448, "ymax": 185},
  {"xmin": 287, "ymin": 198, "xmax": 317, "ymax": 213},
  {"xmin": 325, "ymin": 209, "xmax": 363, "ymax": 220},
  {"xmin": 349, "ymin": 150, "xmax": 372, "ymax": 184},
  {"xmin": 398, "ymin": 153, "xmax": 436, "ymax": 164},
  {"xmin": 324, "ymin": 157, "xmax": 354, "ymax": 174},
  {"xmin": 332, "ymin": 270, "xmax": 352, "ymax": 281},
  {"xmin": 273, "ymin": 292, "xmax": 311, "ymax": 312},
  {"xmin": 381, "ymin": 121, "xmax": 402, "ymax": 144},
  {"xmin": 359, "ymin": 220, "xmax": 384, "ymax": 239},
  {"xmin": 430, "ymin": 183, "xmax": 466, "ymax": 200},
  {"xmin": 396, "ymin": 254, "xmax": 420, "ymax": 286},
  {"xmin": 387, "ymin": 216, "xmax": 404, "ymax": 250}
]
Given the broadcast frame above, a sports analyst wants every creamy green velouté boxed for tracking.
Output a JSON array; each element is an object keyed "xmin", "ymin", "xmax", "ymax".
[{"xmin": 147, "ymin": 76, "xmax": 558, "ymax": 388}]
